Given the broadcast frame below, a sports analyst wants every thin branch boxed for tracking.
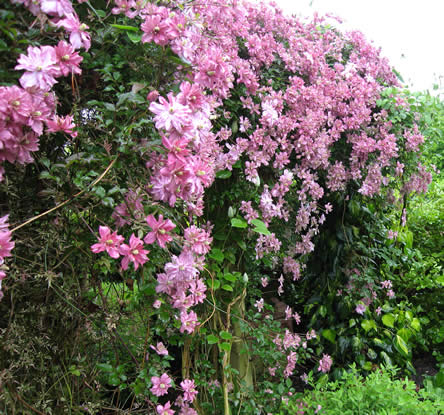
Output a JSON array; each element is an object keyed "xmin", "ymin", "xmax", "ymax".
[{"xmin": 11, "ymin": 157, "xmax": 118, "ymax": 233}]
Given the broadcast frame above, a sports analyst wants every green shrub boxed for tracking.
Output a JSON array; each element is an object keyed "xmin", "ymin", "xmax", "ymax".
[{"xmin": 284, "ymin": 365, "xmax": 444, "ymax": 415}]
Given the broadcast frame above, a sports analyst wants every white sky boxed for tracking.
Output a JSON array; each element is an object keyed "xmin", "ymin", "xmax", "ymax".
[{"xmin": 263, "ymin": 0, "xmax": 444, "ymax": 92}]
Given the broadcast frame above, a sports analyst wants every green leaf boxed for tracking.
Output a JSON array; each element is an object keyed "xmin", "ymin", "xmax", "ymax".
[
  {"xmin": 96, "ymin": 10, "xmax": 106, "ymax": 18},
  {"xmin": 209, "ymin": 248, "xmax": 224, "ymax": 262},
  {"xmin": 219, "ymin": 342, "xmax": 231, "ymax": 352},
  {"xmin": 231, "ymin": 218, "xmax": 247, "ymax": 228},
  {"xmin": 216, "ymin": 170, "xmax": 232, "ymax": 179},
  {"xmin": 97, "ymin": 363, "xmax": 113, "ymax": 372},
  {"xmin": 397, "ymin": 328, "xmax": 412, "ymax": 343},
  {"xmin": 219, "ymin": 331, "xmax": 233, "ymax": 340},
  {"xmin": 361, "ymin": 319, "xmax": 377, "ymax": 333},
  {"xmin": 251, "ymin": 219, "xmax": 271, "ymax": 236},
  {"xmin": 410, "ymin": 318, "xmax": 421, "ymax": 331},
  {"xmin": 380, "ymin": 351, "xmax": 392, "ymax": 367},
  {"xmin": 322, "ymin": 329, "xmax": 336, "ymax": 344},
  {"xmin": 221, "ymin": 284, "xmax": 233, "ymax": 292},
  {"xmin": 222, "ymin": 273, "xmax": 236, "ymax": 282},
  {"xmin": 207, "ymin": 334, "xmax": 219, "ymax": 344},
  {"xmin": 382, "ymin": 313, "xmax": 396, "ymax": 328},
  {"xmin": 110, "ymin": 24, "xmax": 139, "ymax": 31},
  {"xmin": 127, "ymin": 31, "xmax": 142, "ymax": 43},
  {"xmin": 394, "ymin": 334, "xmax": 409, "ymax": 357}
]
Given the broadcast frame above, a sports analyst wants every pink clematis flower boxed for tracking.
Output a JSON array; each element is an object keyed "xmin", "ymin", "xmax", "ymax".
[
  {"xmin": 91, "ymin": 226, "xmax": 124, "ymax": 259},
  {"xmin": 54, "ymin": 41, "xmax": 83, "ymax": 76},
  {"xmin": 119, "ymin": 234, "xmax": 149, "ymax": 270},
  {"xmin": 15, "ymin": 45, "xmax": 59, "ymax": 91},
  {"xmin": 179, "ymin": 310, "xmax": 199, "ymax": 334},
  {"xmin": 150, "ymin": 342, "xmax": 168, "ymax": 356},
  {"xmin": 149, "ymin": 93, "xmax": 191, "ymax": 132},
  {"xmin": 141, "ymin": 15, "xmax": 170, "ymax": 46},
  {"xmin": 0, "ymin": 230, "xmax": 15, "ymax": 262},
  {"xmin": 144, "ymin": 214, "xmax": 175, "ymax": 248},
  {"xmin": 318, "ymin": 354, "xmax": 333, "ymax": 373},
  {"xmin": 46, "ymin": 114, "xmax": 78, "ymax": 138},
  {"xmin": 151, "ymin": 373, "xmax": 172, "ymax": 397},
  {"xmin": 180, "ymin": 379, "xmax": 198, "ymax": 402},
  {"xmin": 157, "ymin": 401, "xmax": 174, "ymax": 415},
  {"xmin": 55, "ymin": 14, "xmax": 91, "ymax": 51}
]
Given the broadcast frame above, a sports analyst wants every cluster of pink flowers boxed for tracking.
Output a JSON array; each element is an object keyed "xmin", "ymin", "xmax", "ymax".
[
  {"xmin": 151, "ymin": 374, "xmax": 198, "ymax": 415},
  {"xmin": 0, "ymin": 0, "xmax": 90, "ymax": 296}
]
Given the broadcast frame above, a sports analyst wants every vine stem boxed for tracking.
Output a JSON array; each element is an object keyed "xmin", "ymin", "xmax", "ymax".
[{"xmin": 11, "ymin": 157, "xmax": 118, "ymax": 233}]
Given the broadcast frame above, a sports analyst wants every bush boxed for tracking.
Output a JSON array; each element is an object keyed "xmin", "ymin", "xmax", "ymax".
[{"xmin": 284, "ymin": 365, "xmax": 444, "ymax": 415}]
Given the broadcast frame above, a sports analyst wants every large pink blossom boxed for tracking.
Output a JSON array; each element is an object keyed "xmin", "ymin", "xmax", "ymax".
[
  {"xmin": 119, "ymin": 234, "xmax": 149, "ymax": 270},
  {"xmin": 91, "ymin": 226, "xmax": 124, "ymax": 259},
  {"xmin": 180, "ymin": 379, "xmax": 198, "ymax": 402},
  {"xmin": 151, "ymin": 373, "xmax": 172, "ymax": 397},
  {"xmin": 144, "ymin": 214, "xmax": 176, "ymax": 248},
  {"xmin": 15, "ymin": 46, "xmax": 59, "ymax": 90},
  {"xmin": 55, "ymin": 14, "xmax": 91, "ymax": 51},
  {"xmin": 149, "ymin": 93, "xmax": 192, "ymax": 132}
]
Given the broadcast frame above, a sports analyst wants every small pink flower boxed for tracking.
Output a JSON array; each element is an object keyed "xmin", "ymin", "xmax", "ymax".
[
  {"xmin": 260, "ymin": 277, "xmax": 268, "ymax": 287},
  {"xmin": 0, "ymin": 230, "xmax": 14, "ymax": 262},
  {"xmin": 55, "ymin": 14, "xmax": 91, "ymax": 50},
  {"xmin": 144, "ymin": 214, "xmax": 176, "ymax": 248},
  {"xmin": 255, "ymin": 298, "xmax": 264, "ymax": 312},
  {"xmin": 151, "ymin": 373, "xmax": 172, "ymax": 397},
  {"xmin": 119, "ymin": 234, "xmax": 149, "ymax": 270},
  {"xmin": 153, "ymin": 299, "xmax": 162, "ymax": 309},
  {"xmin": 318, "ymin": 354, "xmax": 332, "ymax": 373},
  {"xmin": 46, "ymin": 114, "xmax": 78, "ymax": 138},
  {"xmin": 355, "ymin": 303, "xmax": 366, "ymax": 315},
  {"xmin": 91, "ymin": 226, "xmax": 123, "ymax": 259},
  {"xmin": 179, "ymin": 310, "xmax": 199, "ymax": 334},
  {"xmin": 180, "ymin": 379, "xmax": 198, "ymax": 402},
  {"xmin": 157, "ymin": 401, "xmax": 174, "ymax": 415},
  {"xmin": 147, "ymin": 90, "xmax": 160, "ymax": 102},
  {"xmin": 381, "ymin": 280, "xmax": 392, "ymax": 289},
  {"xmin": 150, "ymin": 342, "xmax": 168, "ymax": 356},
  {"xmin": 376, "ymin": 306, "xmax": 382, "ymax": 316},
  {"xmin": 387, "ymin": 289, "xmax": 395, "ymax": 299}
]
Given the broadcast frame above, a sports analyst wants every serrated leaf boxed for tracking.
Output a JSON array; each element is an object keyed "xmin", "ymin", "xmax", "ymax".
[
  {"xmin": 219, "ymin": 331, "xmax": 232, "ymax": 340},
  {"xmin": 231, "ymin": 218, "xmax": 247, "ymax": 228}
]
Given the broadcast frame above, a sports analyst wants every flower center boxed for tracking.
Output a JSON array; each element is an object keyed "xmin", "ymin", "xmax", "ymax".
[
  {"xmin": 132, "ymin": 249, "xmax": 139, "ymax": 255},
  {"xmin": 62, "ymin": 54, "xmax": 70, "ymax": 61},
  {"xmin": 12, "ymin": 100, "xmax": 20, "ymax": 107},
  {"xmin": 106, "ymin": 239, "xmax": 114, "ymax": 245},
  {"xmin": 159, "ymin": 229, "xmax": 166, "ymax": 234}
]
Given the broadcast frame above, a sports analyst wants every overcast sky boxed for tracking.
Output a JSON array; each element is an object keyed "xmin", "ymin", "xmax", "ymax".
[{"xmin": 264, "ymin": 0, "xmax": 444, "ymax": 92}]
